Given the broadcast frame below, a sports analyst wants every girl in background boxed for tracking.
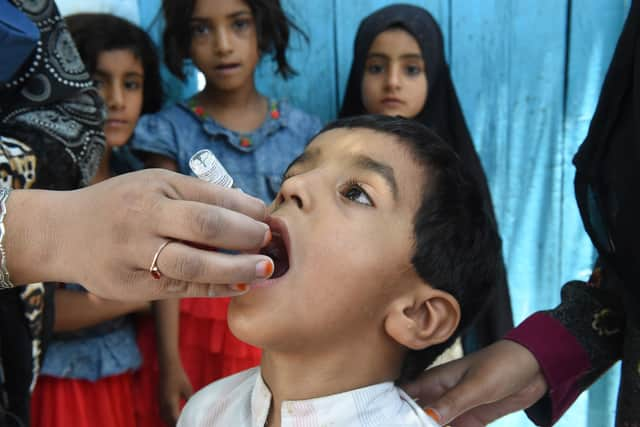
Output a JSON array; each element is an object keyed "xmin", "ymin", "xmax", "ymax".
[
  {"xmin": 130, "ymin": 0, "xmax": 321, "ymax": 424},
  {"xmin": 30, "ymin": 13, "xmax": 163, "ymax": 427},
  {"xmin": 340, "ymin": 4, "xmax": 513, "ymax": 359}
]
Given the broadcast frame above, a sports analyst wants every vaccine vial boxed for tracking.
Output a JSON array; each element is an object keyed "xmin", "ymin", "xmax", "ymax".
[{"xmin": 189, "ymin": 149, "xmax": 234, "ymax": 188}]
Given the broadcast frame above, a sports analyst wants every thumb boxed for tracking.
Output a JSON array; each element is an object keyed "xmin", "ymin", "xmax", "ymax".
[{"xmin": 423, "ymin": 379, "xmax": 487, "ymax": 426}]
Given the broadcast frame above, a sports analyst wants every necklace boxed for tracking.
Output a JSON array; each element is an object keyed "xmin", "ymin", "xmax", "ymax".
[{"xmin": 189, "ymin": 99, "xmax": 280, "ymax": 148}]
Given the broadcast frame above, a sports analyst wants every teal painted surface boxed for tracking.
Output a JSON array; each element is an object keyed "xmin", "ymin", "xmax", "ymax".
[
  {"xmin": 132, "ymin": 1, "xmax": 629, "ymax": 425},
  {"xmin": 255, "ymin": 0, "xmax": 338, "ymax": 121}
]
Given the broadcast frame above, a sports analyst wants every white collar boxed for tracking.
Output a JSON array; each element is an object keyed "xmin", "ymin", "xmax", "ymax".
[
  {"xmin": 178, "ymin": 367, "xmax": 438, "ymax": 427},
  {"xmin": 250, "ymin": 369, "xmax": 437, "ymax": 427}
]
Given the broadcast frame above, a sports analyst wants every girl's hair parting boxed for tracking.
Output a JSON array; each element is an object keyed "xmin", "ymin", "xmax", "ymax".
[
  {"xmin": 162, "ymin": 0, "xmax": 306, "ymax": 80},
  {"xmin": 66, "ymin": 13, "xmax": 164, "ymax": 115}
]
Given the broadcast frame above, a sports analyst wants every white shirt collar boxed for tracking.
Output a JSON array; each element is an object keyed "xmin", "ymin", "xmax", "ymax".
[{"xmin": 179, "ymin": 367, "xmax": 438, "ymax": 427}]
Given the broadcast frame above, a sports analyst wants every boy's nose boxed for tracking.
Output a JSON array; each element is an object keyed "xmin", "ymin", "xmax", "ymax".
[{"xmin": 275, "ymin": 175, "xmax": 311, "ymax": 212}]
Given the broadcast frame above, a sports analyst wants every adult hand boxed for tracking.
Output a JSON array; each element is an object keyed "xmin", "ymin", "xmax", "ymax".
[
  {"xmin": 5, "ymin": 169, "xmax": 274, "ymax": 300},
  {"xmin": 403, "ymin": 340, "xmax": 548, "ymax": 426}
]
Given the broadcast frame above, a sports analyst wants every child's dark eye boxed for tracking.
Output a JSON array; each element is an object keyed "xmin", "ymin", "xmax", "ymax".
[
  {"xmin": 124, "ymin": 80, "xmax": 142, "ymax": 91},
  {"xmin": 342, "ymin": 183, "xmax": 373, "ymax": 206},
  {"xmin": 190, "ymin": 23, "xmax": 210, "ymax": 36},
  {"xmin": 366, "ymin": 63, "xmax": 384, "ymax": 74},
  {"xmin": 405, "ymin": 64, "xmax": 422, "ymax": 76},
  {"xmin": 232, "ymin": 18, "xmax": 251, "ymax": 32},
  {"xmin": 93, "ymin": 78, "xmax": 104, "ymax": 89}
]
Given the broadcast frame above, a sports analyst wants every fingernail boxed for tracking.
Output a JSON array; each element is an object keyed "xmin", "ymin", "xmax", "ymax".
[
  {"xmin": 231, "ymin": 283, "xmax": 248, "ymax": 293},
  {"xmin": 425, "ymin": 408, "xmax": 441, "ymax": 424},
  {"xmin": 256, "ymin": 259, "xmax": 274, "ymax": 278},
  {"xmin": 262, "ymin": 228, "xmax": 272, "ymax": 246}
]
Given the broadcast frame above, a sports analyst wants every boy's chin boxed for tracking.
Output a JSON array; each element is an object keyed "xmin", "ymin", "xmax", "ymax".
[{"xmin": 226, "ymin": 307, "xmax": 266, "ymax": 347}]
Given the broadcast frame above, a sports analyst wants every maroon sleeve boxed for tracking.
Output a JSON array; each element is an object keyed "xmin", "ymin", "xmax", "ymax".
[
  {"xmin": 504, "ymin": 270, "xmax": 625, "ymax": 426},
  {"xmin": 505, "ymin": 313, "xmax": 591, "ymax": 425}
]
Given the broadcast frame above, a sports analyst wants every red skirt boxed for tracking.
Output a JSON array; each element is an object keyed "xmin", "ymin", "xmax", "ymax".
[
  {"xmin": 134, "ymin": 298, "xmax": 261, "ymax": 426},
  {"xmin": 30, "ymin": 372, "xmax": 137, "ymax": 427}
]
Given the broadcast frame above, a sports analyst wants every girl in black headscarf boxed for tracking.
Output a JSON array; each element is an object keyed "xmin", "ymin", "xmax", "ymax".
[{"xmin": 340, "ymin": 4, "xmax": 513, "ymax": 354}]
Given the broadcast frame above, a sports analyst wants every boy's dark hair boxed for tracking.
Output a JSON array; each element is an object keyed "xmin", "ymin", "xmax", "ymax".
[
  {"xmin": 162, "ymin": 0, "xmax": 305, "ymax": 80},
  {"xmin": 322, "ymin": 115, "xmax": 501, "ymax": 382},
  {"xmin": 66, "ymin": 13, "xmax": 164, "ymax": 116}
]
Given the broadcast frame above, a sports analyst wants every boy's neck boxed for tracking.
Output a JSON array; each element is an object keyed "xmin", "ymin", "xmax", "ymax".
[
  {"xmin": 197, "ymin": 81, "xmax": 267, "ymax": 133},
  {"xmin": 260, "ymin": 342, "xmax": 404, "ymax": 427}
]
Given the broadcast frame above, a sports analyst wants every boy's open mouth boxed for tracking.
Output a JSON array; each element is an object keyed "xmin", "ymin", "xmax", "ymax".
[{"xmin": 260, "ymin": 217, "xmax": 290, "ymax": 279}]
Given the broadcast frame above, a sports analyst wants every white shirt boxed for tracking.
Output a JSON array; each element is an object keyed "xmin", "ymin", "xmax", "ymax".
[{"xmin": 178, "ymin": 367, "xmax": 438, "ymax": 427}]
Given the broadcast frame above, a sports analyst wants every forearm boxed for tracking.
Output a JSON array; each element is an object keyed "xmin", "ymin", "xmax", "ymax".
[
  {"xmin": 3, "ymin": 189, "xmax": 67, "ymax": 286},
  {"xmin": 54, "ymin": 289, "xmax": 148, "ymax": 332}
]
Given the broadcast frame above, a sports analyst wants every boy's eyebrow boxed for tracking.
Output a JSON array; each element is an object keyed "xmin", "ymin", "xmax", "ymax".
[
  {"xmin": 351, "ymin": 154, "xmax": 399, "ymax": 201},
  {"xmin": 282, "ymin": 148, "xmax": 320, "ymax": 178}
]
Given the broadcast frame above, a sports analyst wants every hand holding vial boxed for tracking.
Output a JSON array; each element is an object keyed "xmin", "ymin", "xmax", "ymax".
[{"xmin": 3, "ymin": 169, "xmax": 274, "ymax": 300}]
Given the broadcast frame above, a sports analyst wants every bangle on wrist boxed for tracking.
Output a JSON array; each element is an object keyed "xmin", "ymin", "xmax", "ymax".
[{"xmin": 0, "ymin": 187, "xmax": 15, "ymax": 289}]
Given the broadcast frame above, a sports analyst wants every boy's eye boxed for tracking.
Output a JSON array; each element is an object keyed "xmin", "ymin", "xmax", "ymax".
[
  {"xmin": 93, "ymin": 78, "xmax": 104, "ymax": 89},
  {"xmin": 366, "ymin": 63, "xmax": 384, "ymax": 74},
  {"xmin": 342, "ymin": 183, "xmax": 373, "ymax": 206},
  {"xmin": 405, "ymin": 64, "xmax": 422, "ymax": 76}
]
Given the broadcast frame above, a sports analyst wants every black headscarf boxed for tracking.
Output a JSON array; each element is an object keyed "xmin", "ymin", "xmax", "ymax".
[
  {"xmin": 339, "ymin": 4, "xmax": 513, "ymax": 350},
  {"xmin": 573, "ymin": 0, "xmax": 640, "ymax": 305},
  {"xmin": 340, "ymin": 4, "xmax": 489, "ymax": 194}
]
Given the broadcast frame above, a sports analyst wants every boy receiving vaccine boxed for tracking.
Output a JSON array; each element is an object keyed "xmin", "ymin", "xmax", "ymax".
[
  {"xmin": 130, "ymin": 0, "xmax": 321, "ymax": 423},
  {"xmin": 178, "ymin": 115, "xmax": 501, "ymax": 427}
]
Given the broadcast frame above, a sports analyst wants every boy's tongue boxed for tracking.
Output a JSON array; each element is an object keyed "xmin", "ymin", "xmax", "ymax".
[{"xmin": 260, "ymin": 232, "xmax": 289, "ymax": 279}]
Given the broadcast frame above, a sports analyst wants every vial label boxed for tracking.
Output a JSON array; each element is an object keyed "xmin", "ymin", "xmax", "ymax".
[{"xmin": 189, "ymin": 149, "xmax": 234, "ymax": 188}]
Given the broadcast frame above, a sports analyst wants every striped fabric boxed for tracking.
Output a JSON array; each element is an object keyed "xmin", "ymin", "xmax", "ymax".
[{"xmin": 178, "ymin": 367, "xmax": 437, "ymax": 427}]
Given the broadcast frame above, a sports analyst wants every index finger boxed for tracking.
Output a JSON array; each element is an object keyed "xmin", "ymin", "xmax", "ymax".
[
  {"xmin": 155, "ymin": 200, "xmax": 270, "ymax": 250},
  {"xmin": 161, "ymin": 169, "xmax": 267, "ymax": 222}
]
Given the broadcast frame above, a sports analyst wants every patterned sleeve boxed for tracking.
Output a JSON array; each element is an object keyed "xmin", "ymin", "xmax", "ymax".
[
  {"xmin": 0, "ymin": 0, "xmax": 105, "ymax": 190},
  {"xmin": 505, "ymin": 267, "xmax": 625, "ymax": 425},
  {"xmin": 130, "ymin": 112, "xmax": 181, "ymax": 163},
  {"xmin": 0, "ymin": 3, "xmax": 104, "ymax": 420}
]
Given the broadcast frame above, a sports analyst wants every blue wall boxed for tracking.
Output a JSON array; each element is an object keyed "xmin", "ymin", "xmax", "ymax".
[{"xmin": 135, "ymin": 0, "xmax": 631, "ymax": 425}]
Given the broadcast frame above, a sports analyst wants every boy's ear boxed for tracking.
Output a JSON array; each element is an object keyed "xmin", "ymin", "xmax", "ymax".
[{"xmin": 384, "ymin": 283, "xmax": 461, "ymax": 351}]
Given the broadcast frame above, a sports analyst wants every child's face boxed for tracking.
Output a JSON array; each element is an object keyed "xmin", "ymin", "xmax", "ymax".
[
  {"xmin": 228, "ymin": 128, "xmax": 427, "ymax": 352},
  {"xmin": 94, "ymin": 49, "xmax": 144, "ymax": 148},
  {"xmin": 361, "ymin": 29, "xmax": 428, "ymax": 119},
  {"xmin": 189, "ymin": 0, "xmax": 260, "ymax": 92}
]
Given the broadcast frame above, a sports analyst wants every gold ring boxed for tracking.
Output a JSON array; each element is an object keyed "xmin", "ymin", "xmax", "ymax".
[{"xmin": 149, "ymin": 240, "xmax": 171, "ymax": 280}]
